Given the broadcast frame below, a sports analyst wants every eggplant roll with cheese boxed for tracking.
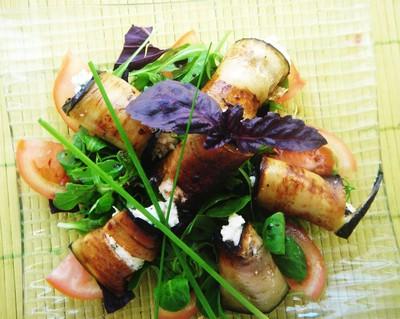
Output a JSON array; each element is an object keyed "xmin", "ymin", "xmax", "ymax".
[
  {"xmin": 256, "ymin": 157, "xmax": 383, "ymax": 238},
  {"xmin": 156, "ymin": 39, "xmax": 290, "ymax": 206},
  {"xmin": 219, "ymin": 224, "xmax": 288, "ymax": 313},
  {"xmin": 71, "ymin": 211, "xmax": 158, "ymax": 296},
  {"xmin": 63, "ymin": 72, "xmax": 152, "ymax": 153},
  {"xmin": 256, "ymin": 157, "xmax": 346, "ymax": 232}
]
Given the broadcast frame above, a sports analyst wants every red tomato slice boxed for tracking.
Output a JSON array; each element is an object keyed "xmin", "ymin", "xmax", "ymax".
[
  {"xmin": 274, "ymin": 146, "xmax": 335, "ymax": 176},
  {"xmin": 285, "ymin": 223, "xmax": 327, "ymax": 300},
  {"xmin": 158, "ymin": 293, "xmax": 198, "ymax": 319},
  {"xmin": 276, "ymin": 63, "xmax": 306, "ymax": 104},
  {"xmin": 46, "ymin": 253, "xmax": 103, "ymax": 300},
  {"xmin": 53, "ymin": 50, "xmax": 88, "ymax": 131},
  {"xmin": 318, "ymin": 128, "xmax": 357, "ymax": 179},
  {"xmin": 16, "ymin": 139, "xmax": 68, "ymax": 199}
]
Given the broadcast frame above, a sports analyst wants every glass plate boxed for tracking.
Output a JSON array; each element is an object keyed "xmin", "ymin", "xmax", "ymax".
[{"xmin": 1, "ymin": 1, "xmax": 399, "ymax": 318}]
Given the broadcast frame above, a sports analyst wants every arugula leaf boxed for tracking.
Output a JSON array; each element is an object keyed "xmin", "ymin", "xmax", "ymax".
[
  {"xmin": 53, "ymin": 183, "xmax": 96, "ymax": 210},
  {"xmin": 159, "ymin": 277, "xmax": 191, "ymax": 312},
  {"xmin": 205, "ymin": 195, "xmax": 251, "ymax": 218},
  {"xmin": 57, "ymin": 215, "xmax": 109, "ymax": 234},
  {"xmin": 198, "ymin": 276, "xmax": 227, "ymax": 319},
  {"xmin": 272, "ymin": 235, "xmax": 307, "ymax": 282},
  {"xmin": 198, "ymin": 193, "xmax": 236, "ymax": 215},
  {"xmin": 88, "ymin": 191, "xmax": 114, "ymax": 215},
  {"xmin": 82, "ymin": 133, "xmax": 108, "ymax": 152},
  {"xmin": 343, "ymin": 177, "xmax": 356, "ymax": 201},
  {"xmin": 262, "ymin": 212, "xmax": 286, "ymax": 255}
]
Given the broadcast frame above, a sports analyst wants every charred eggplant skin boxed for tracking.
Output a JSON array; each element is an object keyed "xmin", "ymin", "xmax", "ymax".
[
  {"xmin": 70, "ymin": 211, "xmax": 158, "ymax": 296},
  {"xmin": 256, "ymin": 157, "xmax": 346, "ymax": 232},
  {"xmin": 335, "ymin": 166, "xmax": 383, "ymax": 238},
  {"xmin": 219, "ymin": 224, "xmax": 288, "ymax": 313},
  {"xmin": 65, "ymin": 72, "xmax": 152, "ymax": 153}
]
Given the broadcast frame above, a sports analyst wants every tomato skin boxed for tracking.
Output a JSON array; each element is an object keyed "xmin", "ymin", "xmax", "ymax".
[
  {"xmin": 285, "ymin": 223, "xmax": 327, "ymax": 300},
  {"xmin": 158, "ymin": 293, "xmax": 198, "ymax": 319},
  {"xmin": 46, "ymin": 253, "xmax": 103, "ymax": 300},
  {"xmin": 275, "ymin": 63, "xmax": 306, "ymax": 103},
  {"xmin": 16, "ymin": 139, "xmax": 68, "ymax": 199},
  {"xmin": 53, "ymin": 50, "xmax": 88, "ymax": 131},
  {"xmin": 274, "ymin": 146, "xmax": 335, "ymax": 176},
  {"xmin": 318, "ymin": 128, "xmax": 357, "ymax": 178}
]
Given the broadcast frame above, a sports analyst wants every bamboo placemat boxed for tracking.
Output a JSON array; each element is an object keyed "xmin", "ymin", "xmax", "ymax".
[{"xmin": 1, "ymin": 0, "xmax": 399, "ymax": 318}]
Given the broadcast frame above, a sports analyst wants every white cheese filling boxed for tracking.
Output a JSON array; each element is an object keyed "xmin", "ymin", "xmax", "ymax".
[
  {"xmin": 71, "ymin": 69, "xmax": 92, "ymax": 94},
  {"xmin": 104, "ymin": 233, "xmax": 145, "ymax": 272},
  {"xmin": 129, "ymin": 200, "xmax": 180, "ymax": 228},
  {"xmin": 220, "ymin": 213, "xmax": 246, "ymax": 246},
  {"xmin": 159, "ymin": 178, "xmax": 187, "ymax": 203}
]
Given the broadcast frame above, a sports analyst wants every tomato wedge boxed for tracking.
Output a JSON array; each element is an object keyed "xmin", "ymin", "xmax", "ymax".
[
  {"xmin": 285, "ymin": 223, "xmax": 327, "ymax": 300},
  {"xmin": 53, "ymin": 50, "xmax": 88, "ymax": 131},
  {"xmin": 158, "ymin": 293, "xmax": 198, "ymax": 319},
  {"xmin": 275, "ymin": 63, "xmax": 306, "ymax": 104},
  {"xmin": 46, "ymin": 252, "xmax": 103, "ymax": 300},
  {"xmin": 318, "ymin": 128, "xmax": 357, "ymax": 178},
  {"xmin": 16, "ymin": 139, "xmax": 68, "ymax": 199},
  {"xmin": 172, "ymin": 30, "xmax": 200, "ymax": 49},
  {"xmin": 274, "ymin": 146, "xmax": 335, "ymax": 176}
]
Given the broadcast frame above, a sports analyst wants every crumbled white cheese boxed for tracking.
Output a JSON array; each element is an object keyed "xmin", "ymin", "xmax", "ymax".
[
  {"xmin": 129, "ymin": 200, "xmax": 180, "ymax": 228},
  {"xmin": 250, "ymin": 175, "xmax": 256, "ymax": 187},
  {"xmin": 159, "ymin": 179, "xmax": 187, "ymax": 203},
  {"xmin": 104, "ymin": 233, "xmax": 145, "ymax": 272},
  {"xmin": 71, "ymin": 69, "xmax": 92, "ymax": 94},
  {"xmin": 265, "ymin": 35, "xmax": 291, "ymax": 65},
  {"xmin": 220, "ymin": 213, "xmax": 246, "ymax": 246}
]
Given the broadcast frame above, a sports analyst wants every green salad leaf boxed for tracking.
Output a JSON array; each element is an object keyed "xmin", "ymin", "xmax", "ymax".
[
  {"xmin": 159, "ymin": 277, "xmax": 191, "ymax": 312},
  {"xmin": 262, "ymin": 212, "xmax": 286, "ymax": 255},
  {"xmin": 272, "ymin": 235, "xmax": 307, "ymax": 282}
]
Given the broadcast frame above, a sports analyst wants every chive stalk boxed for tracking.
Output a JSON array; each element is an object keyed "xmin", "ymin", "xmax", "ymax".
[
  {"xmin": 39, "ymin": 118, "xmax": 267, "ymax": 319},
  {"xmin": 89, "ymin": 62, "xmax": 216, "ymax": 318},
  {"xmin": 156, "ymin": 45, "xmax": 217, "ymax": 319}
]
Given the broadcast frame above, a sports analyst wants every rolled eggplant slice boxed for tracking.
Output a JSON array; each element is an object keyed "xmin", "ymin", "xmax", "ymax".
[
  {"xmin": 71, "ymin": 211, "xmax": 158, "ymax": 296},
  {"xmin": 203, "ymin": 38, "xmax": 290, "ymax": 118},
  {"xmin": 156, "ymin": 38, "xmax": 290, "ymax": 205},
  {"xmin": 64, "ymin": 72, "xmax": 152, "ymax": 153},
  {"xmin": 158, "ymin": 134, "xmax": 251, "ymax": 206},
  {"xmin": 256, "ymin": 157, "xmax": 346, "ymax": 232},
  {"xmin": 219, "ymin": 224, "xmax": 288, "ymax": 313}
]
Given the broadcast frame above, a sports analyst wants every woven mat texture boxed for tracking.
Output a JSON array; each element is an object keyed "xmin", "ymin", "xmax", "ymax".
[{"xmin": 0, "ymin": 0, "xmax": 399, "ymax": 318}]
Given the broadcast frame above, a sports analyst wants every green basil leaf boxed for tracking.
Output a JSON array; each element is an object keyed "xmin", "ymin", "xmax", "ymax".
[
  {"xmin": 53, "ymin": 183, "xmax": 96, "ymax": 210},
  {"xmin": 206, "ymin": 195, "xmax": 251, "ymax": 218},
  {"xmin": 273, "ymin": 235, "xmax": 307, "ymax": 282},
  {"xmin": 263, "ymin": 212, "xmax": 286, "ymax": 255},
  {"xmin": 159, "ymin": 277, "xmax": 191, "ymax": 312}
]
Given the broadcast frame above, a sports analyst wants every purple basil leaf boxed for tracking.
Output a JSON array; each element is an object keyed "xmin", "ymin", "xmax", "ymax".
[
  {"xmin": 126, "ymin": 80, "xmax": 222, "ymax": 134},
  {"xmin": 204, "ymin": 106, "xmax": 327, "ymax": 153},
  {"xmin": 113, "ymin": 25, "xmax": 166, "ymax": 79}
]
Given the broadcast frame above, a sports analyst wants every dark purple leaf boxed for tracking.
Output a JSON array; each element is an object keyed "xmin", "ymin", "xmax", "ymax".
[
  {"xmin": 126, "ymin": 80, "xmax": 221, "ymax": 134},
  {"xmin": 113, "ymin": 25, "xmax": 166, "ymax": 79},
  {"xmin": 100, "ymin": 283, "xmax": 134, "ymax": 314},
  {"xmin": 204, "ymin": 106, "xmax": 327, "ymax": 153}
]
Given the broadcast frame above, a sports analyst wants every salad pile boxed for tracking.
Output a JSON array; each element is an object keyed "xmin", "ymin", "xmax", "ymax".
[{"xmin": 16, "ymin": 25, "xmax": 383, "ymax": 318}]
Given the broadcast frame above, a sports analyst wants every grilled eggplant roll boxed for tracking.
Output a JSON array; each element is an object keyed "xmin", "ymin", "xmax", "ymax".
[
  {"xmin": 71, "ymin": 211, "xmax": 158, "ymax": 296},
  {"xmin": 156, "ymin": 39, "xmax": 290, "ymax": 206},
  {"xmin": 256, "ymin": 157, "xmax": 346, "ymax": 232},
  {"xmin": 219, "ymin": 224, "xmax": 288, "ymax": 313},
  {"xmin": 63, "ymin": 72, "xmax": 152, "ymax": 153}
]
